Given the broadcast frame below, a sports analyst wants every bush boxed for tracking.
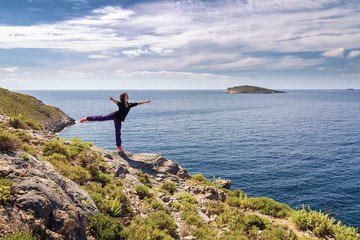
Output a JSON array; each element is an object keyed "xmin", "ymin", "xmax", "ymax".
[
  {"xmin": 7, "ymin": 117, "xmax": 28, "ymax": 129},
  {"xmin": 2, "ymin": 229, "xmax": 37, "ymax": 240},
  {"xmin": 181, "ymin": 210, "xmax": 204, "ymax": 228},
  {"xmin": 128, "ymin": 216, "xmax": 174, "ymax": 240},
  {"xmin": 226, "ymin": 196, "xmax": 243, "ymax": 208},
  {"xmin": 247, "ymin": 197, "xmax": 292, "ymax": 218},
  {"xmin": 0, "ymin": 131, "xmax": 20, "ymax": 152},
  {"xmin": 42, "ymin": 138, "xmax": 69, "ymax": 158},
  {"xmin": 136, "ymin": 169, "xmax": 152, "ymax": 188},
  {"xmin": 13, "ymin": 131, "xmax": 31, "ymax": 142},
  {"xmin": 88, "ymin": 213, "xmax": 128, "ymax": 240},
  {"xmin": 0, "ymin": 184, "xmax": 12, "ymax": 205},
  {"xmin": 135, "ymin": 185, "xmax": 151, "ymax": 199},
  {"xmin": 144, "ymin": 198, "xmax": 170, "ymax": 214},
  {"xmin": 192, "ymin": 174, "xmax": 207, "ymax": 183},
  {"xmin": 291, "ymin": 205, "xmax": 360, "ymax": 239},
  {"xmin": 148, "ymin": 211, "xmax": 177, "ymax": 235},
  {"xmin": 160, "ymin": 182, "xmax": 177, "ymax": 195}
]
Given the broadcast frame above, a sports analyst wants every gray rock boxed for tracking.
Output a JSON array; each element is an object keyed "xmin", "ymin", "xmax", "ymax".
[{"xmin": 0, "ymin": 151, "xmax": 98, "ymax": 239}]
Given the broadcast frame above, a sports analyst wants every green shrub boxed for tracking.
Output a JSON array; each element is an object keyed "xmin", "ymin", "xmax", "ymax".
[
  {"xmin": 181, "ymin": 192, "xmax": 198, "ymax": 205},
  {"xmin": 181, "ymin": 210, "xmax": 204, "ymax": 228},
  {"xmin": 136, "ymin": 169, "xmax": 152, "ymax": 188},
  {"xmin": 68, "ymin": 137, "xmax": 92, "ymax": 158},
  {"xmin": 292, "ymin": 205, "xmax": 360, "ymax": 239},
  {"xmin": 109, "ymin": 197, "xmax": 122, "ymax": 217},
  {"xmin": 171, "ymin": 202, "xmax": 182, "ymax": 211},
  {"xmin": 192, "ymin": 226, "xmax": 216, "ymax": 240},
  {"xmin": 2, "ymin": 229, "xmax": 37, "ymax": 240},
  {"xmin": 128, "ymin": 216, "xmax": 174, "ymax": 240},
  {"xmin": 160, "ymin": 182, "xmax": 177, "ymax": 195},
  {"xmin": 206, "ymin": 200, "xmax": 227, "ymax": 215},
  {"xmin": 144, "ymin": 198, "xmax": 170, "ymax": 214},
  {"xmin": 192, "ymin": 174, "xmax": 207, "ymax": 183},
  {"xmin": 247, "ymin": 197, "xmax": 292, "ymax": 218},
  {"xmin": 226, "ymin": 196, "xmax": 243, "ymax": 208},
  {"xmin": 42, "ymin": 138, "xmax": 69, "ymax": 157},
  {"xmin": 0, "ymin": 131, "xmax": 20, "ymax": 152},
  {"xmin": 7, "ymin": 117, "xmax": 28, "ymax": 129},
  {"xmin": 0, "ymin": 178, "xmax": 13, "ymax": 206},
  {"xmin": 232, "ymin": 189, "xmax": 245, "ymax": 198},
  {"xmin": 135, "ymin": 185, "xmax": 151, "ymax": 199},
  {"xmin": 68, "ymin": 166, "xmax": 91, "ymax": 185},
  {"xmin": 93, "ymin": 172, "xmax": 113, "ymax": 187},
  {"xmin": 20, "ymin": 143, "xmax": 37, "ymax": 155},
  {"xmin": 88, "ymin": 213, "xmax": 128, "ymax": 240},
  {"xmin": 261, "ymin": 224, "xmax": 298, "ymax": 239},
  {"xmin": 13, "ymin": 130, "xmax": 31, "ymax": 142},
  {"xmin": 148, "ymin": 211, "xmax": 177, "ymax": 235}
]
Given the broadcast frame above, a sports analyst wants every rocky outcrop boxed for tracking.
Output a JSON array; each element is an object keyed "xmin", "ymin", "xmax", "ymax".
[
  {"xmin": 40, "ymin": 109, "xmax": 75, "ymax": 132},
  {"xmin": 0, "ymin": 151, "xmax": 98, "ymax": 239}
]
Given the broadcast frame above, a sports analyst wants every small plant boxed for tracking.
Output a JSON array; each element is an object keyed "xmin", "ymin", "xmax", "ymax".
[
  {"xmin": 181, "ymin": 210, "xmax": 204, "ymax": 228},
  {"xmin": 136, "ymin": 169, "xmax": 152, "ymax": 188},
  {"xmin": 192, "ymin": 174, "xmax": 207, "ymax": 183},
  {"xmin": 0, "ymin": 178, "xmax": 13, "ymax": 206},
  {"xmin": 247, "ymin": 197, "xmax": 292, "ymax": 218},
  {"xmin": 160, "ymin": 182, "xmax": 177, "ymax": 195},
  {"xmin": 82, "ymin": 199, "xmax": 89, "ymax": 207},
  {"xmin": 21, "ymin": 153, "xmax": 29, "ymax": 160},
  {"xmin": 42, "ymin": 138, "xmax": 69, "ymax": 158},
  {"xmin": 88, "ymin": 213, "xmax": 128, "ymax": 240},
  {"xmin": 171, "ymin": 202, "xmax": 182, "ymax": 211},
  {"xmin": 109, "ymin": 197, "xmax": 122, "ymax": 217},
  {"xmin": 148, "ymin": 211, "xmax": 177, "ymax": 235},
  {"xmin": 135, "ymin": 185, "xmax": 151, "ymax": 199},
  {"xmin": 2, "ymin": 229, "xmax": 37, "ymax": 240},
  {"xmin": 0, "ymin": 131, "xmax": 20, "ymax": 152}
]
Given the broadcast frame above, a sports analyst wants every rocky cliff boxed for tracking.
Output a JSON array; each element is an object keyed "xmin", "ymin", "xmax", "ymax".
[
  {"xmin": 0, "ymin": 90, "xmax": 358, "ymax": 240},
  {"xmin": 0, "ymin": 88, "xmax": 75, "ymax": 132}
]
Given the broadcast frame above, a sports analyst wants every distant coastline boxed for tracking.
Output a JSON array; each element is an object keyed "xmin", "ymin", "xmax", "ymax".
[{"xmin": 224, "ymin": 85, "xmax": 286, "ymax": 94}]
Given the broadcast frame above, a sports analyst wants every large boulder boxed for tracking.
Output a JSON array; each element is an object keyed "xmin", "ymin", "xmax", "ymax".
[{"xmin": 0, "ymin": 151, "xmax": 98, "ymax": 239}]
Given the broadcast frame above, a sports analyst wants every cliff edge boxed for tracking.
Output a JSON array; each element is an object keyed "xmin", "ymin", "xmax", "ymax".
[{"xmin": 0, "ymin": 90, "xmax": 358, "ymax": 240}]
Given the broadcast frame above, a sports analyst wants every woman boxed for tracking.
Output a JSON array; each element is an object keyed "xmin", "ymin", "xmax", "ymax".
[{"xmin": 80, "ymin": 92, "xmax": 151, "ymax": 152}]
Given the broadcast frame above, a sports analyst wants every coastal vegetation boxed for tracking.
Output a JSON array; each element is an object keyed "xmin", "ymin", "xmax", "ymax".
[{"xmin": 0, "ymin": 89, "xmax": 359, "ymax": 239}]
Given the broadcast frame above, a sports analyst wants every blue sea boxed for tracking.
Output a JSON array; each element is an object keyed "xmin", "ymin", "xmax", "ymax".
[{"xmin": 19, "ymin": 89, "xmax": 360, "ymax": 228}]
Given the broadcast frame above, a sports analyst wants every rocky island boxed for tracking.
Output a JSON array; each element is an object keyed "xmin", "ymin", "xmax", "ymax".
[
  {"xmin": 0, "ymin": 88, "xmax": 359, "ymax": 239},
  {"xmin": 225, "ymin": 85, "xmax": 286, "ymax": 94}
]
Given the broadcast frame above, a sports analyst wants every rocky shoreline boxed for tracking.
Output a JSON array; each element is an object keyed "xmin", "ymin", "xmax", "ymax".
[
  {"xmin": 1, "ymin": 93, "xmax": 358, "ymax": 239},
  {"xmin": 0, "ymin": 125, "xmax": 234, "ymax": 239}
]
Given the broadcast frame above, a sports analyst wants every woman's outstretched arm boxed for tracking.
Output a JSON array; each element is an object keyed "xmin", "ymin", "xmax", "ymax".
[
  {"xmin": 109, "ymin": 96, "xmax": 119, "ymax": 104},
  {"xmin": 137, "ymin": 100, "xmax": 151, "ymax": 105}
]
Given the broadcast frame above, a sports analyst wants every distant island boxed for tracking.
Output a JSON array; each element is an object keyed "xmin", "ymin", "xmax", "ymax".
[{"xmin": 224, "ymin": 85, "xmax": 286, "ymax": 94}]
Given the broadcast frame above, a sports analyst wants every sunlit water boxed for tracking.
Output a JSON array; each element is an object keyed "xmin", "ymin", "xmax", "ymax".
[{"xmin": 20, "ymin": 89, "xmax": 360, "ymax": 228}]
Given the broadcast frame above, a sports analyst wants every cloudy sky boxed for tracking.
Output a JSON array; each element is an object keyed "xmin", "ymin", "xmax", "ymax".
[{"xmin": 0, "ymin": 0, "xmax": 359, "ymax": 90}]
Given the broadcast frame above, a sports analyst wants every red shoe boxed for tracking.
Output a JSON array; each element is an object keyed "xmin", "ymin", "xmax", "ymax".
[
  {"xmin": 116, "ymin": 146, "xmax": 124, "ymax": 152},
  {"xmin": 80, "ymin": 117, "xmax": 88, "ymax": 123}
]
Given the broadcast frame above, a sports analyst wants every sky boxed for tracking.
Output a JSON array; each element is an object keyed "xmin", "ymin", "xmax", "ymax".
[{"xmin": 0, "ymin": 0, "xmax": 359, "ymax": 90}]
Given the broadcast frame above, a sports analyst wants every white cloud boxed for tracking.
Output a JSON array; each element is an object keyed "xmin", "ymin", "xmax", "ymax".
[
  {"xmin": 122, "ymin": 49, "xmax": 150, "ymax": 57},
  {"xmin": 114, "ymin": 70, "xmax": 230, "ymax": 79},
  {"xmin": 340, "ymin": 73, "xmax": 360, "ymax": 78},
  {"xmin": 0, "ymin": 0, "xmax": 359, "ymax": 78},
  {"xmin": 1, "ymin": 78, "xmax": 28, "ymax": 82},
  {"xmin": 0, "ymin": 67, "xmax": 20, "ymax": 73},
  {"xmin": 321, "ymin": 48, "xmax": 345, "ymax": 58},
  {"xmin": 88, "ymin": 55, "xmax": 111, "ymax": 59},
  {"xmin": 58, "ymin": 70, "xmax": 92, "ymax": 78},
  {"xmin": 348, "ymin": 50, "xmax": 360, "ymax": 58}
]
